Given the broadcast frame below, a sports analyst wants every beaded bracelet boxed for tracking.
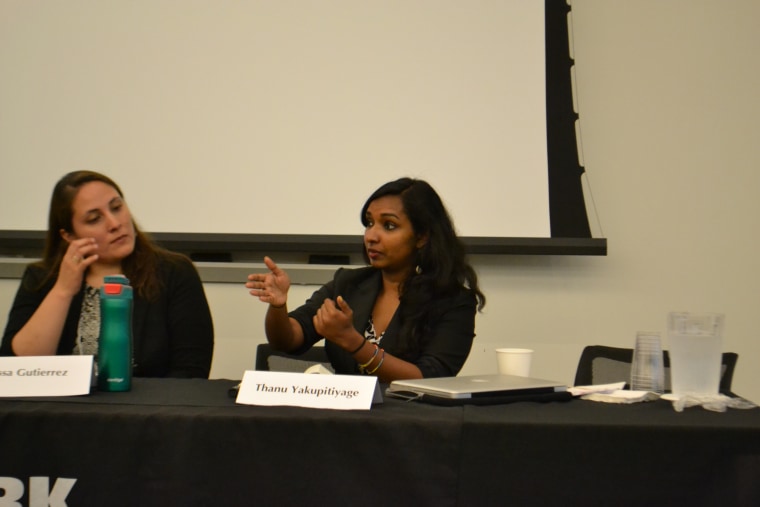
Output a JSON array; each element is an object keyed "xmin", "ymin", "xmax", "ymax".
[
  {"xmin": 349, "ymin": 339, "xmax": 367, "ymax": 355},
  {"xmin": 357, "ymin": 344, "xmax": 379, "ymax": 370},
  {"xmin": 366, "ymin": 348, "xmax": 386, "ymax": 375}
]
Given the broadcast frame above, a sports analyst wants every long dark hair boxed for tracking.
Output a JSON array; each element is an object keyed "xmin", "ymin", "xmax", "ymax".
[
  {"xmin": 360, "ymin": 177, "xmax": 485, "ymax": 352},
  {"xmin": 31, "ymin": 170, "xmax": 180, "ymax": 300}
]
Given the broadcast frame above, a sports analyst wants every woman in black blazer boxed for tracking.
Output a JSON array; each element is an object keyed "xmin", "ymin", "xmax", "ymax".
[
  {"xmin": 246, "ymin": 177, "xmax": 485, "ymax": 382},
  {"xmin": 1, "ymin": 170, "xmax": 214, "ymax": 378}
]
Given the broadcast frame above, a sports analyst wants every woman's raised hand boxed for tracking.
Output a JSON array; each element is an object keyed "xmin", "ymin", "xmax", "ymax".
[
  {"xmin": 246, "ymin": 256, "xmax": 291, "ymax": 308},
  {"xmin": 56, "ymin": 237, "xmax": 98, "ymax": 296}
]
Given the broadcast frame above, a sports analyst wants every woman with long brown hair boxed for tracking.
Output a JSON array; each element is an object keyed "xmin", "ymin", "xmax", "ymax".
[{"xmin": 1, "ymin": 171, "xmax": 214, "ymax": 378}]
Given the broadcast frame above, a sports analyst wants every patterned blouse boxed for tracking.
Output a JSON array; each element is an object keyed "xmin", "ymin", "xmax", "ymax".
[
  {"xmin": 72, "ymin": 285, "xmax": 100, "ymax": 358},
  {"xmin": 364, "ymin": 316, "xmax": 385, "ymax": 345}
]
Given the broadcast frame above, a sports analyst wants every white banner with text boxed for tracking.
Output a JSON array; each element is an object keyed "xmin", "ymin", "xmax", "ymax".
[
  {"xmin": 0, "ymin": 355, "xmax": 93, "ymax": 397},
  {"xmin": 235, "ymin": 370, "xmax": 379, "ymax": 410}
]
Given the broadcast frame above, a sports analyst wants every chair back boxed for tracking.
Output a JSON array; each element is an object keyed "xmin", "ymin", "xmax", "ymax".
[
  {"xmin": 255, "ymin": 343, "xmax": 333, "ymax": 373},
  {"xmin": 574, "ymin": 345, "xmax": 738, "ymax": 394}
]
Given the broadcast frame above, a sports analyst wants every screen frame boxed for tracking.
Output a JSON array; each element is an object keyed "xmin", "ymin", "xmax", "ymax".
[{"xmin": 0, "ymin": 0, "xmax": 606, "ymax": 258}]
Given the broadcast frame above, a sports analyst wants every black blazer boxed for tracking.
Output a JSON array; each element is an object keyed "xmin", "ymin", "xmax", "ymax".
[
  {"xmin": 289, "ymin": 267, "xmax": 476, "ymax": 378},
  {"xmin": 1, "ymin": 255, "xmax": 214, "ymax": 378}
]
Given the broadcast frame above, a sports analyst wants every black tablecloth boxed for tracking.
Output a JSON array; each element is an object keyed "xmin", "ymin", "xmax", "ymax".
[{"xmin": 1, "ymin": 378, "xmax": 759, "ymax": 506}]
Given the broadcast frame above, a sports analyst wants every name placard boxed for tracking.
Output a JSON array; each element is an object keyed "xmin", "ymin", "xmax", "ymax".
[
  {"xmin": 236, "ymin": 370, "xmax": 379, "ymax": 410},
  {"xmin": 0, "ymin": 355, "xmax": 93, "ymax": 397}
]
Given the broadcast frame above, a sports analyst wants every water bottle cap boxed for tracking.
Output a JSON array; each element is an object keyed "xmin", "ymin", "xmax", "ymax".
[
  {"xmin": 103, "ymin": 283, "xmax": 123, "ymax": 295},
  {"xmin": 104, "ymin": 274, "xmax": 130, "ymax": 285}
]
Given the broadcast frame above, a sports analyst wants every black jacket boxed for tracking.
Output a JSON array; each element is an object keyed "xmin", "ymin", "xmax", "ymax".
[
  {"xmin": 289, "ymin": 267, "xmax": 476, "ymax": 378},
  {"xmin": 1, "ymin": 255, "xmax": 214, "ymax": 378}
]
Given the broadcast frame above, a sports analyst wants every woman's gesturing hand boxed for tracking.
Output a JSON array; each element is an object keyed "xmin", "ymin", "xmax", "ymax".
[
  {"xmin": 313, "ymin": 296, "xmax": 358, "ymax": 348},
  {"xmin": 246, "ymin": 256, "xmax": 291, "ymax": 308}
]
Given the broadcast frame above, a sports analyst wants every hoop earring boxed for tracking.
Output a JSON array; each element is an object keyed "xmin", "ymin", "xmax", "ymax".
[{"xmin": 415, "ymin": 265, "xmax": 422, "ymax": 275}]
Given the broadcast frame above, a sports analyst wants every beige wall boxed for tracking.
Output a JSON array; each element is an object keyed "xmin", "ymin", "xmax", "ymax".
[{"xmin": 2, "ymin": 0, "xmax": 759, "ymax": 402}]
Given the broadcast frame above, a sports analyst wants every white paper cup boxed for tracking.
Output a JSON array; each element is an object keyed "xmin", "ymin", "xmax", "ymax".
[{"xmin": 495, "ymin": 348, "xmax": 533, "ymax": 377}]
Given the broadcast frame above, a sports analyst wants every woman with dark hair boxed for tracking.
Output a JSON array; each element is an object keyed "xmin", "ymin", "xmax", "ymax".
[
  {"xmin": 246, "ymin": 177, "xmax": 485, "ymax": 382},
  {"xmin": 1, "ymin": 171, "xmax": 214, "ymax": 378}
]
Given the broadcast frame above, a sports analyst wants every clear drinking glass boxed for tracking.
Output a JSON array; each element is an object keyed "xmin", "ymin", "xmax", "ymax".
[
  {"xmin": 667, "ymin": 312, "xmax": 724, "ymax": 396},
  {"xmin": 630, "ymin": 332, "xmax": 665, "ymax": 393}
]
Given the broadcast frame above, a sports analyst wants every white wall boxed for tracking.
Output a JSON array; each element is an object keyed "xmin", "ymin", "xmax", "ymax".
[{"xmin": 2, "ymin": 0, "xmax": 759, "ymax": 402}]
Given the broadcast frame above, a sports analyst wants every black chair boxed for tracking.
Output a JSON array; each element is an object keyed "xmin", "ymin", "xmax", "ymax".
[
  {"xmin": 255, "ymin": 343, "xmax": 333, "ymax": 373},
  {"xmin": 573, "ymin": 345, "xmax": 738, "ymax": 394}
]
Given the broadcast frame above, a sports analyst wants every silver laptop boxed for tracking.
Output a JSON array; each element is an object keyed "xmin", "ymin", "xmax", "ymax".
[{"xmin": 388, "ymin": 374, "xmax": 567, "ymax": 400}]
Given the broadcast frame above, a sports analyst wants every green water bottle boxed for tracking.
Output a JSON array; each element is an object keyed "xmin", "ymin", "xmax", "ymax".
[{"xmin": 98, "ymin": 275, "xmax": 133, "ymax": 391}]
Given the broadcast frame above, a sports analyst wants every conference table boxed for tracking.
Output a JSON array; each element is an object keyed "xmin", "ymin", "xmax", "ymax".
[{"xmin": 1, "ymin": 378, "xmax": 758, "ymax": 507}]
